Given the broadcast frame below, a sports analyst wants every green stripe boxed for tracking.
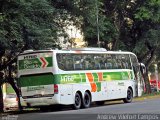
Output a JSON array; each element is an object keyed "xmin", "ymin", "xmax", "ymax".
[
  {"xmin": 96, "ymin": 82, "xmax": 101, "ymax": 92},
  {"xmin": 18, "ymin": 71, "xmax": 134, "ymax": 87},
  {"xmin": 103, "ymin": 71, "xmax": 133, "ymax": 81},
  {"xmin": 81, "ymin": 73, "xmax": 86, "ymax": 82},
  {"xmin": 93, "ymin": 73, "xmax": 98, "ymax": 82},
  {"xmin": 18, "ymin": 73, "xmax": 58, "ymax": 87}
]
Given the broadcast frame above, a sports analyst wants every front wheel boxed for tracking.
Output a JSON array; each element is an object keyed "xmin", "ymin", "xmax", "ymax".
[
  {"xmin": 82, "ymin": 92, "xmax": 91, "ymax": 108},
  {"xmin": 123, "ymin": 88, "xmax": 133, "ymax": 103},
  {"xmin": 72, "ymin": 92, "xmax": 82, "ymax": 110}
]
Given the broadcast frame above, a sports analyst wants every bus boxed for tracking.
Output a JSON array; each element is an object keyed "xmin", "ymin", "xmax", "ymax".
[{"xmin": 17, "ymin": 48, "xmax": 145, "ymax": 109}]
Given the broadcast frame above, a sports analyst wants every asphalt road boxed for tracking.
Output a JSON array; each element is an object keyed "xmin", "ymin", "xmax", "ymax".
[{"xmin": 1, "ymin": 98, "xmax": 160, "ymax": 120}]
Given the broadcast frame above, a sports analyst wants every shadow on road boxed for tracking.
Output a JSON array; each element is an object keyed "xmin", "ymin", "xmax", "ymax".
[{"xmin": 2, "ymin": 100, "xmax": 126, "ymax": 115}]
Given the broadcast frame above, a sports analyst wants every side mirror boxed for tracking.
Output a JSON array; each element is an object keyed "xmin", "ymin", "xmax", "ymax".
[{"xmin": 139, "ymin": 63, "xmax": 146, "ymax": 74}]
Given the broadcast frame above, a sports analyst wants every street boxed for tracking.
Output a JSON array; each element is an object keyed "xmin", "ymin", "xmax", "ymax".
[{"xmin": 2, "ymin": 97, "xmax": 160, "ymax": 120}]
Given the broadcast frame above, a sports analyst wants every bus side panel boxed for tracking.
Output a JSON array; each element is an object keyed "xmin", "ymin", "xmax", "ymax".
[
  {"xmin": 72, "ymin": 83, "xmax": 91, "ymax": 100},
  {"xmin": 59, "ymin": 83, "xmax": 92, "ymax": 105},
  {"xmin": 59, "ymin": 84, "xmax": 74, "ymax": 104}
]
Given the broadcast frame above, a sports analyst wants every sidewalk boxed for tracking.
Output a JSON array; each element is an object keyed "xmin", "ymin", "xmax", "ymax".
[{"xmin": 133, "ymin": 93, "xmax": 160, "ymax": 102}]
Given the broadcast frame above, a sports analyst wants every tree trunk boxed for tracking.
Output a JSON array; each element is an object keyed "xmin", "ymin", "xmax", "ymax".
[
  {"xmin": 8, "ymin": 56, "xmax": 22, "ymax": 111},
  {"xmin": 112, "ymin": 39, "xmax": 118, "ymax": 50},
  {"xmin": 143, "ymin": 68, "xmax": 151, "ymax": 94},
  {"xmin": 144, "ymin": 49, "xmax": 157, "ymax": 94},
  {"xmin": 9, "ymin": 79, "xmax": 22, "ymax": 111},
  {"xmin": 0, "ymin": 71, "xmax": 4, "ymax": 112},
  {"xmin": 0, "ymin": 82, "xmax": 4, "ymax": 113}
]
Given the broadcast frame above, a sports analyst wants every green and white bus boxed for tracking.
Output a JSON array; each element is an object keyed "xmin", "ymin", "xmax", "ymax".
[{"xmin": 17, "ymin": 48, "xmax": 145, "ymax": 109}]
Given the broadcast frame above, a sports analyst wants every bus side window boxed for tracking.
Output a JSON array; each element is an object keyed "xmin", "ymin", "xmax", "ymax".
[
  {"xmin": 74, "ymin": 63, "xmax": 82, "ymax": 70},
  {"xmin": 57, "ymin": 54, "xmax": 65, "ymax": 70},
  {"xmin": 84, "ymin": 55, "xmax": 93, "ymax": 70},
  {"xmin": 111, "ymin": 54, "xmax": 118, "ymax": 69},
  {"xmin": 89, "ymin": 61, "xmax": 94, "ymax": 69},
  {"xmin": 99, "ymin": 55, "xmax": 106, "ymax": 69},
  {"xmin": 65, "ymin": 59, "xmax": 72, "ymax": 70},
  {"xmin": 122, "ymin": 62, "xmax": 127, "ymax": 69},
  {"xmin": 105, "ymin": 62, "xmax": 112, "ymax": 69},
  {"xmin": 94, "ymin": 55, "xmax": 101, "ymax": 70},
  {"xmin": 73, "ymin": 55, "xmax": 83, "ymax": 70},
  {"xmin": 126, "ymin": 55, "xmax": 132, "ymax": 69},
  {"xmin": 65, "ymin": 54, "xmax": 74, "ymax": 70},
  {"xmin": 113, "ymin": 61, "xmax": 118, "ymax": 69},
  {"xmin": 100, "ymin": 60, "xmax": 106, "ymax": 69},
  {"xmin": 121, "ymin": 54, "xmax": 131, "ymax": 69},
  {"xmin": 95, "ymin": 63, "xmax": 100, "ymax": 69},
  {"xmin": 117, "ymin": 60, "xmax": 123, "ymax": 69}
]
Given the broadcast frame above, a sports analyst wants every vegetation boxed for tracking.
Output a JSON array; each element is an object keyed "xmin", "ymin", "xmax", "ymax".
[{"xmin": 0, "ymin": 0, "xmax": 159, "ymax": 112}]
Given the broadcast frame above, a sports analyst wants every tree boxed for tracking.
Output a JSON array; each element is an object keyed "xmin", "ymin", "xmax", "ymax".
[
  {"xmin": 54, "ymin": 0, "xmax": 160, "ymax": 93},
  {"xmin": 117, "ymin": 0, "xmax": 159, "ymax": 93},
  {"xmin": 0, "ymin": 0, "xmax": 68, "ymax": 112},
  {"xmin": 69, "ymin": 0, "xmax": 160, "ymax": 93},
  {"xmin": 53, "ymin": 0, "xmax": 118, "ymax": 48},
  {"xmin": 128, "ymin": 0, "xmax": 160, "ymax": 93}
]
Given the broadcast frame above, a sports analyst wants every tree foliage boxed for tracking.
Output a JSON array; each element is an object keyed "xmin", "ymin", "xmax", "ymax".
[
  {"xmin": 0, "ymin": 0, "xmax": 75, "ymax": 112},
  {"xmin": 64, "ymin": 0, "xmax": 160, "ymax": 93}
]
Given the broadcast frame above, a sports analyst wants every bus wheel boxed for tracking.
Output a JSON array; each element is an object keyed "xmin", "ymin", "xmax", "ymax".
[
  {"xmin": 72, "ymin": 92, "xmax": 82, "ymax": 110},
  {"xmin": 123, "ymin": 88, "xmax": 133, "ymax": 103},
  {"xmin": 82, "ymin": 92, "xmax": 91, "ymax": 108},
  {"xmin": 96, "ymin": 101, "xmax": 105, "ymax": 106}
]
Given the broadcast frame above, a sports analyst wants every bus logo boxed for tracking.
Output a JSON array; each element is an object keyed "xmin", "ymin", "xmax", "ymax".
[
  {"xmin": 61, "ymin": 76, "xmax": 74, "ymax": 83},
  {"xmin": 24, "ymin": 55, "xmax": 37, "ymax": 59}
]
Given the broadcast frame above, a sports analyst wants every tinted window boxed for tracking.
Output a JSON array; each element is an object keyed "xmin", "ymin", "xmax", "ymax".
[{"xmin": 57, "ymin": 53, "xmax": 132, "ymax": 71}]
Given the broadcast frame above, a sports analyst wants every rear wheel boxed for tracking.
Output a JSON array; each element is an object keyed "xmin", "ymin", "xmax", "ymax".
[
  {"xmin": 82, "ymin": 92, "xmax": 91, "ymax": 108},
  {"xmin": 123, "ymin": 88, "xmax": 133, "ymax": 103},
  {"xmin": 72, "ymin": 92, "xmax": 82, "ymax": 110}
]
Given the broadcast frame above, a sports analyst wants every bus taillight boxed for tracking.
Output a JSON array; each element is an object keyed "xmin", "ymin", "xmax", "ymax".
[{"xmin": 54, "ymin": 84, "xmax": 58, "ymax": 94}]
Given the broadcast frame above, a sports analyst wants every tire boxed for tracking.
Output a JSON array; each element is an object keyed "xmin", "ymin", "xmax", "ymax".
[
  {"xmin": 82, "ymin": 92, "xmax": 91, "ymax": 108},
  {"xmin": 123, "ymin": 88, "xmax": 133, "ymax": 103},
  {"xmin": 72, "ymin": 92, "xmax": 82, "ymax": 110},
  {"xmin": 96, "ymin": 101, "xmax": 105, "ymax": 106}
]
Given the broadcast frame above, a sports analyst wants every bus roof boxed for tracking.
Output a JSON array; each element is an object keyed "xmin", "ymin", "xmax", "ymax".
[
  {"xmin": 20, "ymin": 48, "xmax": 136, "ymax": 56},
  {"xmin": 62, "ymin": 47, "xmax": 107, "ymax": 51}
]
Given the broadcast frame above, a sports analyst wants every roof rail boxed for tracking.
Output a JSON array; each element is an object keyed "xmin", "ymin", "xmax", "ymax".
[
  {"xmin": 23, "ymin": 49, "xmax": 34, "ymax": 53},
  {"xmin": 46, "ymin": 48, "xmax": 53, "ymax": 50},
  {"xmin": 66, "ymin": 47, "xmax": 107, "ymax": 51}
]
